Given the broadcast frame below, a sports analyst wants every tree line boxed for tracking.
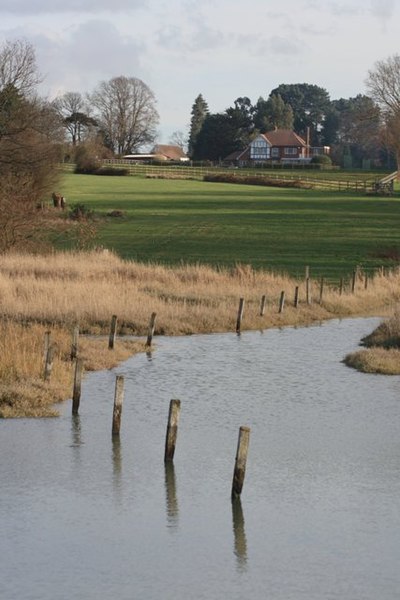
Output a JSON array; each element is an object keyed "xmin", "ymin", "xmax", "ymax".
[{"xmin": 187, "ymin": 80, "xmax": 397, "ymax": 169}]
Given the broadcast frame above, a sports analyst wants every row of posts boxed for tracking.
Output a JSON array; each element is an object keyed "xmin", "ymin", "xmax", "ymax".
[
  {"xmin": 236, "ymin": 265, "xmax": 373, "ymax": 333},
  {"xmin": 43, "ymin": 315, "xmax": 250, "ymax": 499}
]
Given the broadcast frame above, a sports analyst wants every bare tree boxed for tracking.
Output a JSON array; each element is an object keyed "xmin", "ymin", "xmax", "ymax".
[
  {"xmin": 89, "ymin": 76, "xmax": 159, "ymax": 154},
  {"xmin": 169, "ymin": 130, "xmax": 188, "ymax": 152},
  {"xmin": 366, "ymin": 54, "xmax": 400, "ymax": 171},
  {"xmin": 53, "ymin": 92, "xmax": 97, "ymax": 146},
  {"xmin": 0, "ymin": 39, "xmax": 64, "ymax": 252},
  {"xmin": 0, "ymin": 39, "xmax": 41, "ymax": 97}
]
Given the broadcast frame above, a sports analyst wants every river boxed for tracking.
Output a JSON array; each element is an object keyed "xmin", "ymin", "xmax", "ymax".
[{"xmin": 1, "ymin": 317, "xmax": 400, "ymax": 600}]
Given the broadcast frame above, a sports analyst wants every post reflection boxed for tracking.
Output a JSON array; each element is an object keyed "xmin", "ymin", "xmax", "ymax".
[
  {"xmin": 231, "ymin": 497, "xmax": 248, "ymax": 571},
  {"xmin": 71, "ymin": 414, "xmax": 83, "ymax": 447},
  {"xmin": 112, "ymin": 436, "xmax": 123, "ymax": 491},
  {"xmin": 164, "ymin": 462, "xmax": 179, "ymax": 529}
]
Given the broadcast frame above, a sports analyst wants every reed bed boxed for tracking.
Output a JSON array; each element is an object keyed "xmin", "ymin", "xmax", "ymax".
[
  {"xmin": 344, "ymin": 311, "xmax": 400, "ymax": 375},
  {"xmin": 1, "ymin": 249, "xmax": 400, "ymax": 416}
]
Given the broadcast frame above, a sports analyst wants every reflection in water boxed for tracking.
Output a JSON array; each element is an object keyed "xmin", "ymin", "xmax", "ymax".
[
  {"xmin": 70, "ymin": 414, "xmax": 83, "ymax": 447},
  {"xmin": 164, "ymin": 462, "xmax": 179, "ymax": 529},
  {"xmin": 231, "ymin": 497, "xmax": 248, "ymax": 571},
  {"xmin": 112, "ymin": 437, "xmax": 123, "ymax": 493}
]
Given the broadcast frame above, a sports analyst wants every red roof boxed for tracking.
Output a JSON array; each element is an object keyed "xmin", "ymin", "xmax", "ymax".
[{"xmin": 261, "ymin": 129, "xmax": 306, "ymax": 147}]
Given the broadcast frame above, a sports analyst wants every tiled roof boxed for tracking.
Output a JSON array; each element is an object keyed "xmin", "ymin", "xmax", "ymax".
[
  {"xmin": 261, "ymin": 129, "xmax": 307, "ymax": 147},
  {"xmin": 152, "ymin": 145, "xmax": 188, "ymax": 160}
]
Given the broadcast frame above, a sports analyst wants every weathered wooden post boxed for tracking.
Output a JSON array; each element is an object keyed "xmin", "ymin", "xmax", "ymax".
[
  {"xmin": 231, "ymin": 426, "xmax": 250, "ymax": 499},
  {"xmin": 364, "ymin": 273, "xmax": 368, "ymax": 290},
  {"xmin": 294, "ymin": 285, "xmax": 299, "ymax": 308},
  {"xmin": 259, "ymin": 295, "xmax": 266, "ymax": 316},
  {"xmin": 319, "ymin": 277, "xmax": 324, "ymax": 305},
  {"xmin": 236, "ymin": 298, "xmax": 245, "ymax": 334},
  {"xmin": 164, "ymin": 399, "xmax": 181, "ymax": 462},
  {"xmin": 72, "ymin": 358, "xmax": 84, "ymax": 415},
  {"xmin": 278, "ymin": 290, "xmax": 285, "ymax": 313},
  {"xmin": 305, "ymin": 265, "xmax": 310, "ymax": 279},
  {"xmin": 351, "ymin": 270, "xmax": 356, "ymax": 293},
  {"xmin": 108, "ymin": 314, "xmax": 118, "ymax": 349},
  {"xmin": 339, "ymin": 277, "xmax": 344, "ymax": 296},
  {"xmin": 43, "ymin": 331, "xmax": 51, "ymax": 363},
  {"xmin": 306, "ymin": 277, "xmax": 311, "ymax": 305},
  {"xmin": 70, "ymin": 325, "xmax": 79, "ymax": 361},
  {"xmin": 112, "ymin": 375, "xmax": 125, "ymax": 435},
  {"xmin": 43, "ymin": 344, "xmax": 55, "ymax": 381},
  {"xmin": 145, "ymin": 312, "xmax": 157, "ymax": 348}
]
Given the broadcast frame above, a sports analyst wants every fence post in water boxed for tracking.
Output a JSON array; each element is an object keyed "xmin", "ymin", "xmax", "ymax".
[
  {"xmin": 72, "ymin": 358, "xmax": 84, "ymax": 415},
  {"xmin": 108, "ymin": 314, "xmax": 118, "ymax": 349},
  {"xmin": 278, "ymin": 291, "xmax": 285, "ymax": 313},
  {"xmin": 145, "ymin": 312, "xmax": 157, "ymax": 348},
  {"xmin": 294, "ymin": 285, "xmax": 299, "ymax": 308},
  {"xmin": 319, "ymin": 277, "xmax": 324, "ymax": 305},
  {"xmin": 43, "ymin": 344, "xmax": 55, "ymax": 381},
  {"xmin": 259, "ymin": 295, "xmax": 266, "ymax": 316},
  {"xmin": 70, "ymin": 325, "xmax": 79, "ymax": 361},
  {"xmin": 231, "ymin": 426, "xmax": 250, "ymax": 499},
  {"xmin": 236, "ymin": 298, "xmax": 245, "ymax": 334},
  {"xmin": 164, "ymin": 399, "xmax": 181, "ymax": 462},
  {"xmin": 112, "ymin": 375, "xmax": 125, "ymax": 436}
]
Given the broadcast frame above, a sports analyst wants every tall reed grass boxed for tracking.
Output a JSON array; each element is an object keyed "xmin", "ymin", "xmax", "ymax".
[{"xmin": 1, "ymin": 250, "xmax": 399, "ymax": 416}]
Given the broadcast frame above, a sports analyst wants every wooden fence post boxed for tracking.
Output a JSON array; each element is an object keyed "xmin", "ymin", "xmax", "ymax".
[
  {"xmin": 339, "ymin": 277, "xmax": 344, "ymax": 296},
  {"xmin": 164, "ymin": 399, "xmax": 181, "ymax": 462},
  {"xmin": 351, "ymin": 270, "xmax": 356, "ymax": 293},
  {"xmin": 70, "ymin": 325, "xmax": 79, "ymax": 361},
  {"xmin": 278, "ymin": 291, "xmax": 285, "ymax": 313},
  {"xmin": 145, "ymin": 312, "xmax": 157, "ymax": 348},
  {"xmin": 319, "ymin": 277, "xmax": 324, "ymax": 305},
  {"xmin": 43, "ymin": 344, "xmax": 55, "ymax": 381},
  {"xmin": 72, "ymin": 358, "xmax": 84, "ymax": 415},
  {"xmin": 231, "ymin": 426, "xmax": 250, "ymax": 499},
  {"xmin": 43, "ymin": 331, "xmax": 51, "ymax": 363},
  {"xmin": 364, "ymin": 273, "xmax": 368, "ymax": 290},
  {"xmin": 236, "ymin": 298, "xmax": 245, "ymax": 334},
  {"xmin": 112, "ymin": 375, "xmax": 125, "ymax": 435},
  {"xmin": 108, "ymin": 314, "xmax": 118, "ymax": 349},
  {"xmin": 259, "ymin": 295, "xmax": 266, "ymax": 316},
  {"xmin": 294, "ymin": 285, "xmax": 299, "ymax": 308},
  {"xmin": 305, "ymin": 265, "xmax": 310, "ymax": 279},
  {"xmin": 306, "ymin": 277, "xmax": 311, "ymax": 305}
]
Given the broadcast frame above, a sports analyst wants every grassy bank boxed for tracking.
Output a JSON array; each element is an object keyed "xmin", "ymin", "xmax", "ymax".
[
  {"xmin": 344, "ymin": 313, "xmax": 400, "ymax": 375},
  {"xmin": 58, "ymin": 173, "xmax": 400, "ymax": 280},
  {"xmin": 2, "ymin": 250, "xmax": 400, "ymax": 417}
]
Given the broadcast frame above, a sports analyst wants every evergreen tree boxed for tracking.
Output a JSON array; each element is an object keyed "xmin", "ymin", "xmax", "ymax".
[
  {"xmin": 188, "ymin": 94, "xmax": 209, "ymax": 158},
  {"xmin": 253, "ymin": 94, "xmax": 294, "ymax": 132}
]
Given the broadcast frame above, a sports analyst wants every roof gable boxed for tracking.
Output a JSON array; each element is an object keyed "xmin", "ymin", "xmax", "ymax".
[
  {"xmin": 152, "ymin": 144, "xmax": 188, "ymax": 160},
  {"xmin": 261, "ymin": 129, "xmax": 306, "ymax": 147}
]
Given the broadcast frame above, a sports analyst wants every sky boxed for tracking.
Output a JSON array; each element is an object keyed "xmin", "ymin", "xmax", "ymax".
[{"xmin": 0, "ymin": 0, "xmax": 399, "ymax": 145}]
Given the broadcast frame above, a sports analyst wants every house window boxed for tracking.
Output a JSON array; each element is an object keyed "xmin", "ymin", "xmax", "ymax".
[
  {"xmin": 284, "ymin": 147, "xmax": 298, "ymax": 155},
  {"xmin": 250, "ymin": 139, "xmax": 270, "ymax": 160},
  {"xmin": 271, "ymin": 147, "xmax": 279, "ymax": 157}
]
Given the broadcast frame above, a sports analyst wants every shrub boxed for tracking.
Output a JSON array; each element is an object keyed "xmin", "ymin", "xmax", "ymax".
[
  {"xmin": 310, "ymin": 154, "xmax": 332, "ymax": 166},
  {"xmin": 69, "ymin": 203, "xmax": 95, "ymax": 221}
]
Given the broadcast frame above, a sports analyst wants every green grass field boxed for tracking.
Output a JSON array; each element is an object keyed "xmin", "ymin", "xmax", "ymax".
[{"xmin": 60, "ymin": 172, "xmax": 400, "ymax": 279}]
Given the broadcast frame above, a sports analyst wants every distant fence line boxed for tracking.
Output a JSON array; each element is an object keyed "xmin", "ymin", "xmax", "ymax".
[{"xmin": 61, "ymin": 160, "xmax": 395, "ymax": 194}]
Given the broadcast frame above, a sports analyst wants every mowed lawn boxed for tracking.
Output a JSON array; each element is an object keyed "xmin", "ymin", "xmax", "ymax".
[{"xmin": 61, "ymin": 172, "xmax": 400, "ymax": 279}]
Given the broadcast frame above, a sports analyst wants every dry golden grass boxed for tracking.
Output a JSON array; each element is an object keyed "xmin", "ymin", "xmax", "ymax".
[
  {"xmin": 344, "ymin": 311, "xmax": 400, "ymax": 375},
  {"xmin": 1, "ymin": 250, "xmax": 400, "ymax": 416},
  {"xmin": 344, "ymin": 348, "xmax": 400, "ymax": 375}
]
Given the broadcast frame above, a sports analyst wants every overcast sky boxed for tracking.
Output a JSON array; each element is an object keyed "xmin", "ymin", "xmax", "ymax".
[{"xmin": 0, "ymin": 0, "xmax": 398, "ymax": 144}]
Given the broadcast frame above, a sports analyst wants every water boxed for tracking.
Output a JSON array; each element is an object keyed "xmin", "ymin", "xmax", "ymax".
[{"xmin": 1, "ymin": 318, "xmax": 400, "ymax": 600}]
